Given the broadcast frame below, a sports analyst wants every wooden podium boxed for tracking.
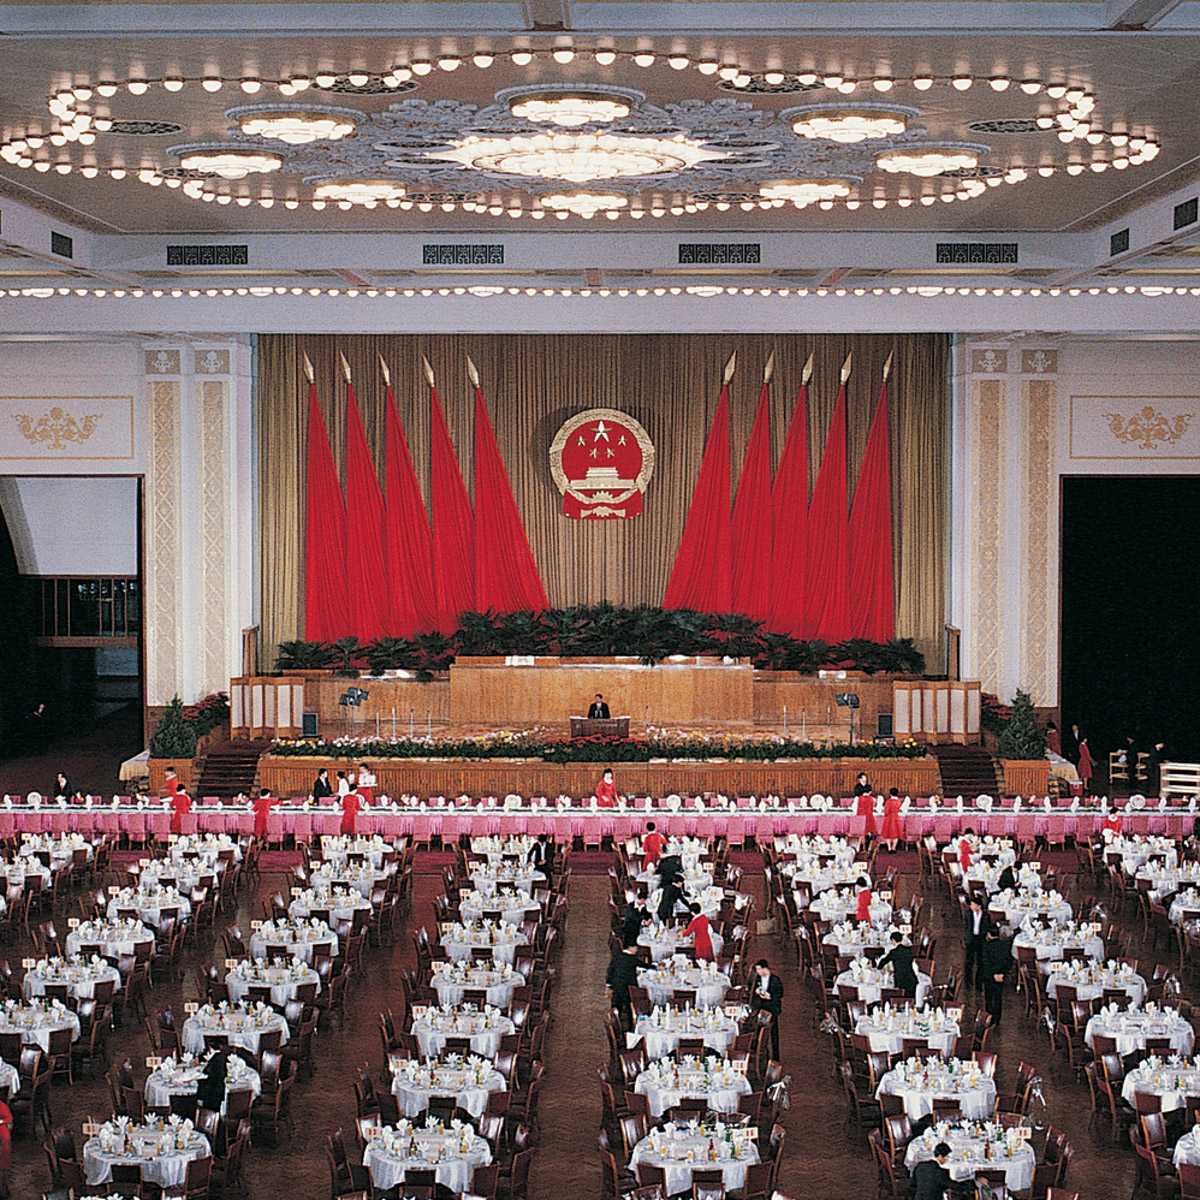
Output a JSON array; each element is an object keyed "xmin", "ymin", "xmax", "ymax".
[{"xmin": 570, "ymin": 716, "xmax": 630, "ymax": 740}]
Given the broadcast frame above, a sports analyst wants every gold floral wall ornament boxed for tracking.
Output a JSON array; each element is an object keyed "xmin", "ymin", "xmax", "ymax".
[
  {"xmin": 14, "ymin": 406, "xmax": 101, "ymax": 451},
  {"xmin": 1105, "ymin": 405, "xmax": 1194, "ymax": 451}
]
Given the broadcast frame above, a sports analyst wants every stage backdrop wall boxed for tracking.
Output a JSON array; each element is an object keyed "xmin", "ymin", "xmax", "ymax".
[{"xmin": 258, "ymin": 333, "xmax": 949, "ymax": 664}]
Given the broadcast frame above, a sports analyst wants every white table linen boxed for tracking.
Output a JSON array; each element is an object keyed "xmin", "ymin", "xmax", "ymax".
[
  {"xmin": 363, "ymin": 1124, "xmax": 492, "ymax": 1195},
  {"xmin": 904, "ymin": 1125, "xmax": 1034, "ymax": 1192},
  {"xmin": 389, "ymin": 1059, "xmax": 506, "ymax": 1119},
  {"xmin": 875, "ymin": 1060, "xmax": 996, "ymax": 1121},
  {"xmin": 83, "ymin": 1123, "xmax": 210, "ymax": 1189},
  {"xmin": 1085, "ymin": 1008, "xmax": 1195, "ymax": 1057},
  {"xmin": 633, "ymin": 1059, "xmax": 753, "ymax": 1118},
  {"xmin": 630, "ymin": 1126, "xmax": 759, "ymax": 1197},
  {"xmin": 430, "ymin": 964, "xmax": 524, "ymax": 1010},
  {"xmin": 410, "ymin": 1008, "xmax": 515, "ymax": 1060},
  {"xmin": 182, "ymin": 1004, "xmax": 290, "ymax": 1056},
  {"xmin": 224, "ymin": 960, "xmax": 320, "ymax": 1006}
]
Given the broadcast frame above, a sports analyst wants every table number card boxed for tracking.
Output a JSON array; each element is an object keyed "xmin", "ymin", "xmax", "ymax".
[
  {"xmin": 66, "ymin": 918, "xmax": 80, "ymax": 929},
  {"xmin": 290, "ymin": 887, "xmax": 302, "ymax": 898},
  {"xmin": 879, "ymin": 891, "xmax": 893, "ymax": 902},
  {"xmin": 82, "ymin": 1122, "xmax": 101, "ymax": 1137},
  {"xmin": 146, "ymin": 1056, "xmax": 162, "ymax": 1069},
  {"xmin": 947, "ymin": 1007, "xmax": 964, "ymax": 1022},
  {"xmin": 224, "ymin": 958, "xmax": 238, "ymax": 969},
  {"xmin": 184, "ymin": 1001, "xmax": 199, "ymax": 1014},
  {"xmin": 107, "ymin": 886, "xmax": 120, "ymax": 896},
  {"xmin": 250, "ymin": 920, "xmax": 263, "ymax": 930},
  {"xmin": 412, "ymin": 1005, "xmax": 428, "ymax": 1019},
  {"xmin": 20, "ymin": 958, "xmax": 35, "ymax": 969}
]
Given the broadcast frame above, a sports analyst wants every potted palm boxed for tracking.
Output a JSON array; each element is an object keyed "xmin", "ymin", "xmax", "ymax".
[
  {"xmin": 148, "ymin": 696, "xmax": 198, "ymax": 792},
  {"xmin": 997, "ymin": 689, "xmax": 1050, "ymax": 795}
]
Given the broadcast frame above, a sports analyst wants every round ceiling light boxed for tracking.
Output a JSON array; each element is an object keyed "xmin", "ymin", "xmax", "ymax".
[
  {"xmin": 231, "ymin": 105, "xmax": 359, "ymax": 145},
  {"xmin": 312, "ymin": 179, "xmax": 407, "ymax": 204},
  {"xmin": 875, "ymin": 144, "xmax": 983, "ymax": 176},
  {"xmin": 785, "ymin": 102, "xmax": 916, "ymax": 144},
  {"xmin": 758, "ymin": 177, "xmax": 856, "ymax": 205},
  {"xmin": 507, "ymin": 88, "xmax": 636, "ymax": 128},
  {"xmin": 173, "ymin": 146, "xmax": 284, "ymax": 180},
  {"xmin": 430, "ymin": 132, "xmax": 725, "ymax": 183},
  {"xmin": 539, "ymin": 191, "xmax": 629, "ymax": 217}
]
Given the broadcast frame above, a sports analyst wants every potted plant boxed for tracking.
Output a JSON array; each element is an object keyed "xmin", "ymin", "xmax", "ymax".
[
  {"xmin": 148, "ymin": 696, "xmax": 198, "ymax": 791},
  {"xmin": 997, "ymin": 688, "xmax": 1050, "ymax": 795}
]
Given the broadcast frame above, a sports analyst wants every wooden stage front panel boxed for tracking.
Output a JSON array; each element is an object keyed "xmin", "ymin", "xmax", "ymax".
[{"xmin": 258, "ymin": 754, "xmax": 941, "ymax": 800}]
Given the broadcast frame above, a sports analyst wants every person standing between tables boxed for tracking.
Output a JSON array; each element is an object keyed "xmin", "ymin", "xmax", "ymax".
[
  {"xmin": 606, "ymin": 940, "xmax": 641, "ymax": 1030},
  {"xmin": 880, "ymin": 787, "xmax": 903, "ymax": 853},
  {"xmin": 621, "ymin": 899, "xmax": 651, "ymax": 947},
  {"xmin": 878, "ymin": 930, "xmax": 918, "ymax": 999},
  {"xmin": 356, "ymin": 762, "xmax": 376, "ymax": 805},
  {"xmin": 641, "ymin": 821, "xmax": 666, "ymax": 868},
  {"xmin": 996, "ymin": 857, "xmax": 1019, "ymax": 894},
  {"xmin": 1077, "ymin": 735, "xmax": 1095, "ymax": 794},
  {"xmin": 169, "ymin": 782, "xmax": 192, "ymax": 835},
  {"xmin": 528, "ymin": 833, "xmax": 553, "ymax": 876},
  {"xmin": 253, "ymin": 786, "xmax": 276, "ymax": 841},
  {"xmin": 853, "ymin": 772, "xmax": 878, "ymax": 839},
  {"xmin": 981, "ymin": 925, "xmax": 1012, "ymax": 1027},
  {"xmin": 963, "ymin": 895, "xmax": 991, "ymax": 991},
  {"xmin": 751, "ymin": 959, "xmax": 783, "ymax": 1060},
  {"xmin": 595, "ymin": 768, "xmax": 619, "ymax": 808},
  {"xmin": 588, "ymin": 693, "xmax": 611, "ymax": 720},
  {"xmin": 1148, "ymin": 740, "xmax": 1169, "ymax": 797},
  {"xmin": 195, "ymin": 1046, "xmax": 229, "ymax": 1113},
  {"xmin": 656, "ymin": 873, "xmax": 685, "ymax": 924},
  {"xmin": 958, "ymin": 828, "xmax": 975, "ymax": 872},
  {"xmin": 336, "ymin": 770, "xmax": 351, "ymax": 798},
  {"xmin": 855, "ymin": 875, "xmax": 874, "ymax": 923},
  {"xmin": 312, "ymin": 769, "xmax": 334, "ymax": 801},
  {"xmin": 684, "ymin": 901, "xmax": 715, "ymax": 961},
  {"xmin": 910, "ymin": 1142, "xmax": 954, "ymax": 1200},
  {"xmin": 340, "ymin": 780, "xmax": 359, "ymax": 836}
]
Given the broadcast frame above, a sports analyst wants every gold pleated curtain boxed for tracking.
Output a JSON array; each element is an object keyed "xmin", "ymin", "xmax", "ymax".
[{"xmin": 258, "ymin": 333, "xmax": 949, "ymax": 665}]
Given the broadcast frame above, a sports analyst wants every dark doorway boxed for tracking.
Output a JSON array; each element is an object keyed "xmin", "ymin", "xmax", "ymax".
[{"xmin": 1060, "ymin": 475, "xmax": 1200, "ymax": 763}]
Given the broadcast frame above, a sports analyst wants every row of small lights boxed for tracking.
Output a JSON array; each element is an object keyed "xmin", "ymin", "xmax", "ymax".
[{"xmin": 1, "ymin": 283, "xmax": 1195, "ymax": 300}]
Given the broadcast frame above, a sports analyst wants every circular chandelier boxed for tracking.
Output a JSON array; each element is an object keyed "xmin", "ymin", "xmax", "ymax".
[
  {"xmin": 875, "ymin": 144, "xmax": 983, "ymax": 176},
  {"xmin": 430, "ymin": 132, "xmax": 725, "ymax": 183},
  {"xmin": 505, "ymin": 86, "xmax": 637, "ymax": 128},
  {"xmin": 229, "ymin": 104, "xmax": 359, "ymax": 145},
  {"xmin": 759, "ymin": 177, "xmax": 856, "ymax": 206},
  {"xmin": 784, "ymin": 102, "xmax": 917, "ymax": 144},
  {"xmin": 172, "ymin": 145, "xmax": 283, "ymax": 179},
  {"xmin": 312, "ymin": 179, "xmax": 407, "ymax": 205},
  {"xmin": 539, "ymin": 191, "xmax": 629, "ymax": 217}
]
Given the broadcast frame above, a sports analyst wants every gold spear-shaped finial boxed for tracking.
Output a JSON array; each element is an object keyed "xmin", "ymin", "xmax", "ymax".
[
  {"xmin": 882, "ymin": 350, "xmax": 894, "ymax": 382},
  {"xmin": 801, "ymin": 353, "xmax": 814, "ymax": 386},
  {"xmin": 301, "ymin": 352, "xmax": 314, "ymax": 384},
  {"xmin": 840, "ymin": 351, "xmax": 853, "ymax": 385},
  {"xmin": 466, "ymin": 355, "xmax": 480, "ymax": 389},
  {"xmin": 421, "ymin": 355, "xmax": 436, "ymax": 389},
  {"xmin": 338, "ymin": 351, "xmax": 352, "ymax": 384},
  {"xmin": 762, "ymin": 350, "xmax": 775, "ymax": 384},
  {"xmin": 723, "ymin": 351, "xmax": 737, "ymax": 385},
  {"xmin": 378, "ymin": 353, "xmax": 391, "ymax": 387}
]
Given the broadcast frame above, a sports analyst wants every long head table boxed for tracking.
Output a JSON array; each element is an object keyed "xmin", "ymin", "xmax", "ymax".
[{"xmin": 0, "ymin": 804, "xmax": 1191, "ymax": 844}]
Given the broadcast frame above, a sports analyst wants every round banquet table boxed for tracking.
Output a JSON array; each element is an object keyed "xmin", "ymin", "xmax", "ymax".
[
  {"xmin": 309, "ymin": 864, "xmax": 389, "ymax": 900},
  {"xmin": 638, "ymin": 926, "xmax": 726, "ymax": 964},
  {"xmin": 0, "ymin": 1002, "xmax": 80, "ymax": 1051},
  {"xmin": 1045, "ymin": 964, "xmax": 1147, "ymax": 1006},
  {"xmin": 288, "ymin": 888, "xmax": 372, "ymax": 923},
  {"xmin": 20, "ymin": 835, "xmax": 92, "ymax": 866},
  {"xmin": 636, "ymin": 866, "xmax": 714, "ymax": 890},
  {"xmin": 389, "ymin": 1062, "xmax": 507, "ymax": 1119},
  {"xmin": 874, "ymin": 1062, "xmax": 996, "ymax": 1121},
  {"xmin": 468, "ymin": 865, "xmax": 544, "ymax": 895},
  {"xmin": 440, "ymin": 927, "xmax": 527, "ymax": 966},
  {"xmin": 0, "ymin": 861, "xmax": 50, "ymax": 889},
  {"xmin": 633, "ymin": 1060, "xmax": 753, "ymax": 1118},
  {"xmin": 23, "ymin": 959, "xmax": 121, "ymax": 1002},
  {"xmin": 431, "ymin": 964, "xmax": 524, "ymax": 1010},
  {"xmin": 810, "ymin": 892, "xmax": 893, "ymax": 925},
  {"xmin": 1011, "ymin": 926, "xmax": 1104, "ymax": 964},
  {"xmin": 145, "ymin": 1056, "xmax": 261, "ymax": 1115},
  {"xmin": 628, "ymin": 1009, "xmax": 740, "ymax": 1061},
  {"xmin": 182, "ymin": 1006, "xmax": 290, "ymax": 1055},
  {"xmin": 470, "ymin": 835, "xmax": 535, "ymax": 863},
  {"xmin": 107, "ymin": 889, "xmax": 191, "ymax": 926},
  {"xmin": 130, "ymin": 863, "xmax": 213, "ymax": 895},
  {"xmin": 0, "ymin": 1060, "xmax": 18, "ymax": 1097},
  {"xmin": 66, "ymin": 919, "xmax": 154, "ymax": 960},
  {"xmin": 637, "ymin": 962, "xmax": 731, "ymax": 1008},
  {"xmin": 1137, "ymin": 865, "xmax": 1200, "ymax": 903},
  {"xmin": 775, "ymin": 835, "xmax": 856, "ymax": 863},
  {"xmin": 904, "ymin": 1125, "xmax": 1035, "ymax": 1192},
  {"xmin": 170, "ymin": 834, "xmax": 241, "ymax": 862},
  {"xmin": 1085, "ymin": 1010, "xmax": 1195, "ymax": 1057},
  {"xmin": 319, "ymin": 834, "xmax": 393, "ymax": 868},
  {"xmin": 646, "ymin": 885, "xmax": 726, "ymax": 920},
  {"xmin": 786, "ymin": 863, "xmax": 867, "ymax": 899},
  {"xmin": 363, "ymin": 1126, "xmax": 493, "ymax": 1195},
  {"xmin": 458, "ymin": 891, "xmax": 541, "ymax": 928},
  {"xmin": 1105, "ymin": 837, "xmax": 1178, "ymax": 873},
  {"xmin": 821, "ymin": 926, "xmax": 894, "ymax": 958},
  {"xmin": 853, "ymin": 1010, "xmax": 960, "ymax": 1057},
  {"xmin": 630, "ymin": 1127, "xmax": 760, "ymax": 1196},
  {"xmin": 224, "ymin": 961, "xmax": 320, "ymax": 1006},
  {"xmin": 411, "ymin": 1009, "xmax": 516, "ymax": 1060},
  {"xmin": 987, "ymin": 892, "xmax": 1072, "ymax": 929},
  {"xmin": 1175, "ymin": 1127, "xmax": 1200, "ymax": 1168},
  {"xmin": 83, "ymin": 1126, "xmax": 211, "ymax": 1189},
  {"xmin": 1124, "ymin": 1062, "xmax": 1200, "ymax": 1115},
  {"xmin": 834, "ymin": 967, "xmax": 932, "ymax": 1007},
  {"xmin": 249, "ymin": 921, "xmax": 338, "ymax": 964},
  {"xmin": 1169, "ymin": 891, "xmax": 1200, "ymax": 926}
]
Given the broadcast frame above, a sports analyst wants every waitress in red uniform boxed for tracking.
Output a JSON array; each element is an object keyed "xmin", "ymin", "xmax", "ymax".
[
  {"xmin": 340, "ymin": 787, "xmax": 360, "ymax": 835},
  {"xmin": 855, "ymin": 876, "xmax": 874, "ymax": 923},
  {"xmin": 684, "ymin": 902, "xmax": 715, "ymax": 961},
  {"xmin": 169, "ymin": 785, "xmax": 192, "ymax": 835},
  {"xmin": 853, "ymin": 773, "xmax": 878, "ymax": 839},
  {"xmin": 253, "ymin": 787, "xmax": 276, "ymax": 840},
  {"xmin": 595, "ymin": 769, "xmax": 619, "ymax": 808},
  {"xmin": 880, "ymin": 788, "xmax": 903, "ymax": 853}
]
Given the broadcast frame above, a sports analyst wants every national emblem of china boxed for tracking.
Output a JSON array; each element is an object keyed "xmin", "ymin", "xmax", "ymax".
[{"xmin": 549, "ymin": 408, "xmax": 655, "ymax": 520}]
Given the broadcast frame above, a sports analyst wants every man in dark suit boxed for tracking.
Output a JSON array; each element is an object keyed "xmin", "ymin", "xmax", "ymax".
[
  {"xmin": 528, "ymin": 834, "xmax": 553, "ymax": 875},
  {"xmin": 587, "ymin": 694, "xmax": 611, "ymax": 720},
  {"xmin": 878, "ymin": 931, "xmax": 918, "ymax": 998},
  {"xmin": 312, "ymin": 769, "xmax": 334, "ymax": 801},
  {"xmin": 911, "ymin": 1143, "xmax": 953, "ymax": 1200},
  {"xmin": 750, "ymin": 959, "xmax": 783, "ymax": 1060},
  {"xmin": 606, "ymin": 942, "xmax": 641, "ymax": 1030},
  {"xmin": 996, "ymin": 860, "xmax": 1019, "ymax": 894},
  {"xmin": 656, "ymin": 877, "xmax": 684, "ymax": 924},
  {"xmin": 1148, "ymin": 741, "xmax": 1169, "ymax": 797},
  {"xmin": 963, "ymin": 896, "xmax": 992, "ymax": 990},
  {"xmin": 981, "ymin": 927, "xmax": 1012, "ymax": 1027},
  {"xmin": 621, "ymin": 901, "xmax": 651, "ymax": 947}
]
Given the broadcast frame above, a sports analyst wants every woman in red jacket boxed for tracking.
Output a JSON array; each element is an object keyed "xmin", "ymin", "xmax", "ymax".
[
  {"xmin": 855, "ymin": 876, "xmax": 874, "ymax": 923},
  {"xmin": 880, "ymin": 788, "xmax": 903, "ymax": 853},
  {"xmin": 853, "ymin": 773, "xmax": 878, "ymax": 839},
  {"xmin": 684, "ymin": 902, "xmax": 715, "ymax": 961},
  {"xmin": 595, "ymin": 769, "xmax": 619, "ymax": 808},
  {"xmin": 0, "ymin": 1097, "xmax": 12, "ymax": 1197}
]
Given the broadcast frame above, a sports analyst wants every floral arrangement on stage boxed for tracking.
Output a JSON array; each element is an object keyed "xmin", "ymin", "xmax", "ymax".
[
  {"xmin": 267, "ymin": 729, "xmax": 928, "ymax": 762},
  {"xmin": 275, "ymin": 604, "xmax": 925, "ymax": 678}
]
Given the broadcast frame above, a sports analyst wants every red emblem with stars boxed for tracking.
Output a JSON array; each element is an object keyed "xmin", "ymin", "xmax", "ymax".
[{"xmin": 548, "ymin": 408, "xmax": 655, "ymax": 520}]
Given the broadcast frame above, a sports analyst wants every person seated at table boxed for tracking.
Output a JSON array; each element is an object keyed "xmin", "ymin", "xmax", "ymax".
[
  {"xmin": 355, "ymin": 763, "xmax": 376, "ymax": 805},
  {"xmin": 1101, "ymin": 810, "xmax": 1123, "ymax": 838},
  {"xmin": 169, "ymin": 784, "xmax": 192, "ymax": 835},
  {"xmin": 312, "ymin": 769, "xmax": 333, "ymax": 801},
  {"xmin": 853, "ymin": 773, "xmax": 878, "ymax": 839},
  {"xmin": 958, "ymin": 828, "xmax": 976, "ymax": 871},
  {"xmin": 594, "ymin": 768, "xmax": 619, "ymax": 808},
  {"xmin": 52, "ymin": 772, "xmax": 71, "ymax": 802},
  {"xmin": 528, "ymin": 833, "xmax": 553, "ymax": 874},
  {"xmin": 253, "ymin": 787, "xmax": 276, "ymax": 840},
  {"xmin": 684, "ymin": 902, "xmax": 715, "ymax": 961},
  {"xmin": 996, "ymin": 858, "xmax": 1019, "ymax": 893},
  {"xmin": 877, "ymin": 930, "xmax": 918, "ymax": 998},
  {"xmin": 587, "ymin": 693, "xmax": 611, "ymax": 720},
  {"xmin": 855, "ymin": 876, "xmax": 873, "ymax": 923},
  {"xmin": 911, "ymin": 1142, "xmax": 954, "ymax": 1200},
  {"xmin": 195, "ymin": 1046, "xmax": 228, "ymax": 1112},
  {"xmin": 881, "ymin": 787, "xmax": 903, "ymax": 853},
  {"xmin": 642, "ymin": 821, "xmax": 666, "ymax": 867},
  {"xmin": 621, "ymin": 900, "xmax": 652, "ymax": 947}
]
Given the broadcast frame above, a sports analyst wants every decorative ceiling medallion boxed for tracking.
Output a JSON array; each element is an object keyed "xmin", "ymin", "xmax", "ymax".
[
  {"xmin": 875, "ymin": 143, "xmax": 986, "ymax": 176},
  {"xmin": 227, "ymin": 103, "xmax": 360, "ymax": 145},
  {"xmin": 967, "ymin": 119, "xmax": 1043, "ymax": 135},
  {"xmin": 107, "ymin": 120, "xmax": 185, "ymax": 136},
  {"xmin": 169, "ymin": 143, "xmax": 284, "ymax": 179},
  {"xmin": 758, "ymin": 177, "xmax": 856, "ymax": 205},
  {"xmin": 312, "ymin": 178, "xmax": 407, "ymax": 205},
  {"xmin": 500, "ymin": 84, "xmax": 643, "ymax": 128},
  {"xmin": 784, "ymin": 102, "xmax": 918, "ymax": 144},
  {"xmin": 540, "ymin": 191, "xmax": 629, "ymax": 217},
  {"xmin": 428, "ymin": 131, "xmax": 726, "ymax": 183}
]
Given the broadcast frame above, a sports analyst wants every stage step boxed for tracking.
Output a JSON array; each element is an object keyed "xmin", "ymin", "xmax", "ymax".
[
  {"xmin": 194, "ymin": 740, "xmax": 270, "ymax": 799},
  {"xmin": 929, "ymin": 744, "xmax": 1001, "ymax": 799}
]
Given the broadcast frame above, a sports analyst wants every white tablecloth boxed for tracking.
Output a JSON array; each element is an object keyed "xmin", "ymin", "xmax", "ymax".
[
  {"xmin": 107, "ymin": 890, "xmax": 191, "ymax": 926},
  {"xmin": 1085, "ymin": 1011, "xmax": 1195, "ymax": 1057},
  {"xmin": 853, "ymin": 1012, "xmax": 959, "ymax": 1057},
  {"xmin": 145, "ymin": 1059, "xmax": 261, "ymax": 1115},
  {"xmin": 821, "ymin": 927, "xmax": 892, "ymax": 957},
  {"xmin": 1169, "ymin": 892, "xmax": 1200, "ymax": 926},
  {"xmin": 390, "ymin": 1065, "xmax": 506, "ymax": 1119},
  {"xmin": 904, "ymin": 1128, "xmax": 1034, "ymax": 1191},
  {"xmin": 458, "ymin": 892, "xmax": 540, "ymax": 928},
  {"xmin": 468, "ymin": 866, "xmax": 544, "ymax": 895},
  {"xmin": 0, "ymin": 1061, "xmax": 18, "ymax": 1096},
  {"xmin": 83, "ymin": 1129, "xmax": 210, "ymax": 1189},
  {"xmin": 411, "ymin": 1011, "xmax": 515, "ymax": 1060},
  {"xmin": 310, "ymin": 864, "xmax": 389, "ymax": 900},
  {"xmin": 441, "ymin": 930, "xmax": 527, "ymax": 966},
  {"xmin": 988, "ymin": 893, "xmax": 1072, "ymax": 929},
  {"xmin": 364, "ymin": 1128, "xmax": 492, "ymax": 1195},
  {"xmin": 630, "ymin": 1130, "xmax": 759, "ymax": 1197},
  {"xmin": 319, "ymin": 834, "xmax": 393, "ymax": 868},
  {"xmin": 835, "ymin": 968, "xmax": 931, "ymax": 1007},
  {"xmin": 249, "ymin": 922, "xmax": 338, "ymax": 963},
  {"xmin": 628, "ymin": 1012, "xmax": 740, "ymax": 1061},
  {"xmin": 182, "ymin": 1008, "xmax": 290, "ymax": 1055},
  {"xmin": 634, "ymin": 1063, "xmax": 752, "ymax": 1118},
  {"xmin": 638, "ymin": 964, "xmax": 731, "ymax": 1009},
  {"xmin": 0, "ymin": 1005, "xmax": 80, "ymax": 1051},
  {"xmin": 875, "ymin": 1064, "xmax": 996, "ymax": 1121},
  {"xmin": 1175, "ymin": 1127, "xmax": 1200, "ymax": 1168},
  {"xmin": 811, "ymin": 893, "xmax": 893, "ymax": 925},
  {"xmin": 66, "ymin": 921, "xmax": 154, "ymax": 960},
  {"xmin": 225, "ymin": 962, "xmax": 320, "ymax": 1006},
  {"xmin": 1046, "ymin": 966, "xmax": 1147, "ymax": 1006},
  {"xmin": 638, "ymin": 927, "xmax": 726, "ymax": 964},
  {"xmin": 23, "ymin": 961, "xmax": 121, "ymax": 1001},
  {"xmin": 431, "ymin": 966, "xmax": 523, "ymax": 1010},
  {"xmin": 1124, "ymin": 1064, "xmax": 1200, "ymax": 1115},
  {"xmin": 1012, "ymin": 929, "xmax": 1104, "ymax": 963},
  {"xmin": 288, "ymin": 889, "xmax": 372, "ymax": 923}
]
